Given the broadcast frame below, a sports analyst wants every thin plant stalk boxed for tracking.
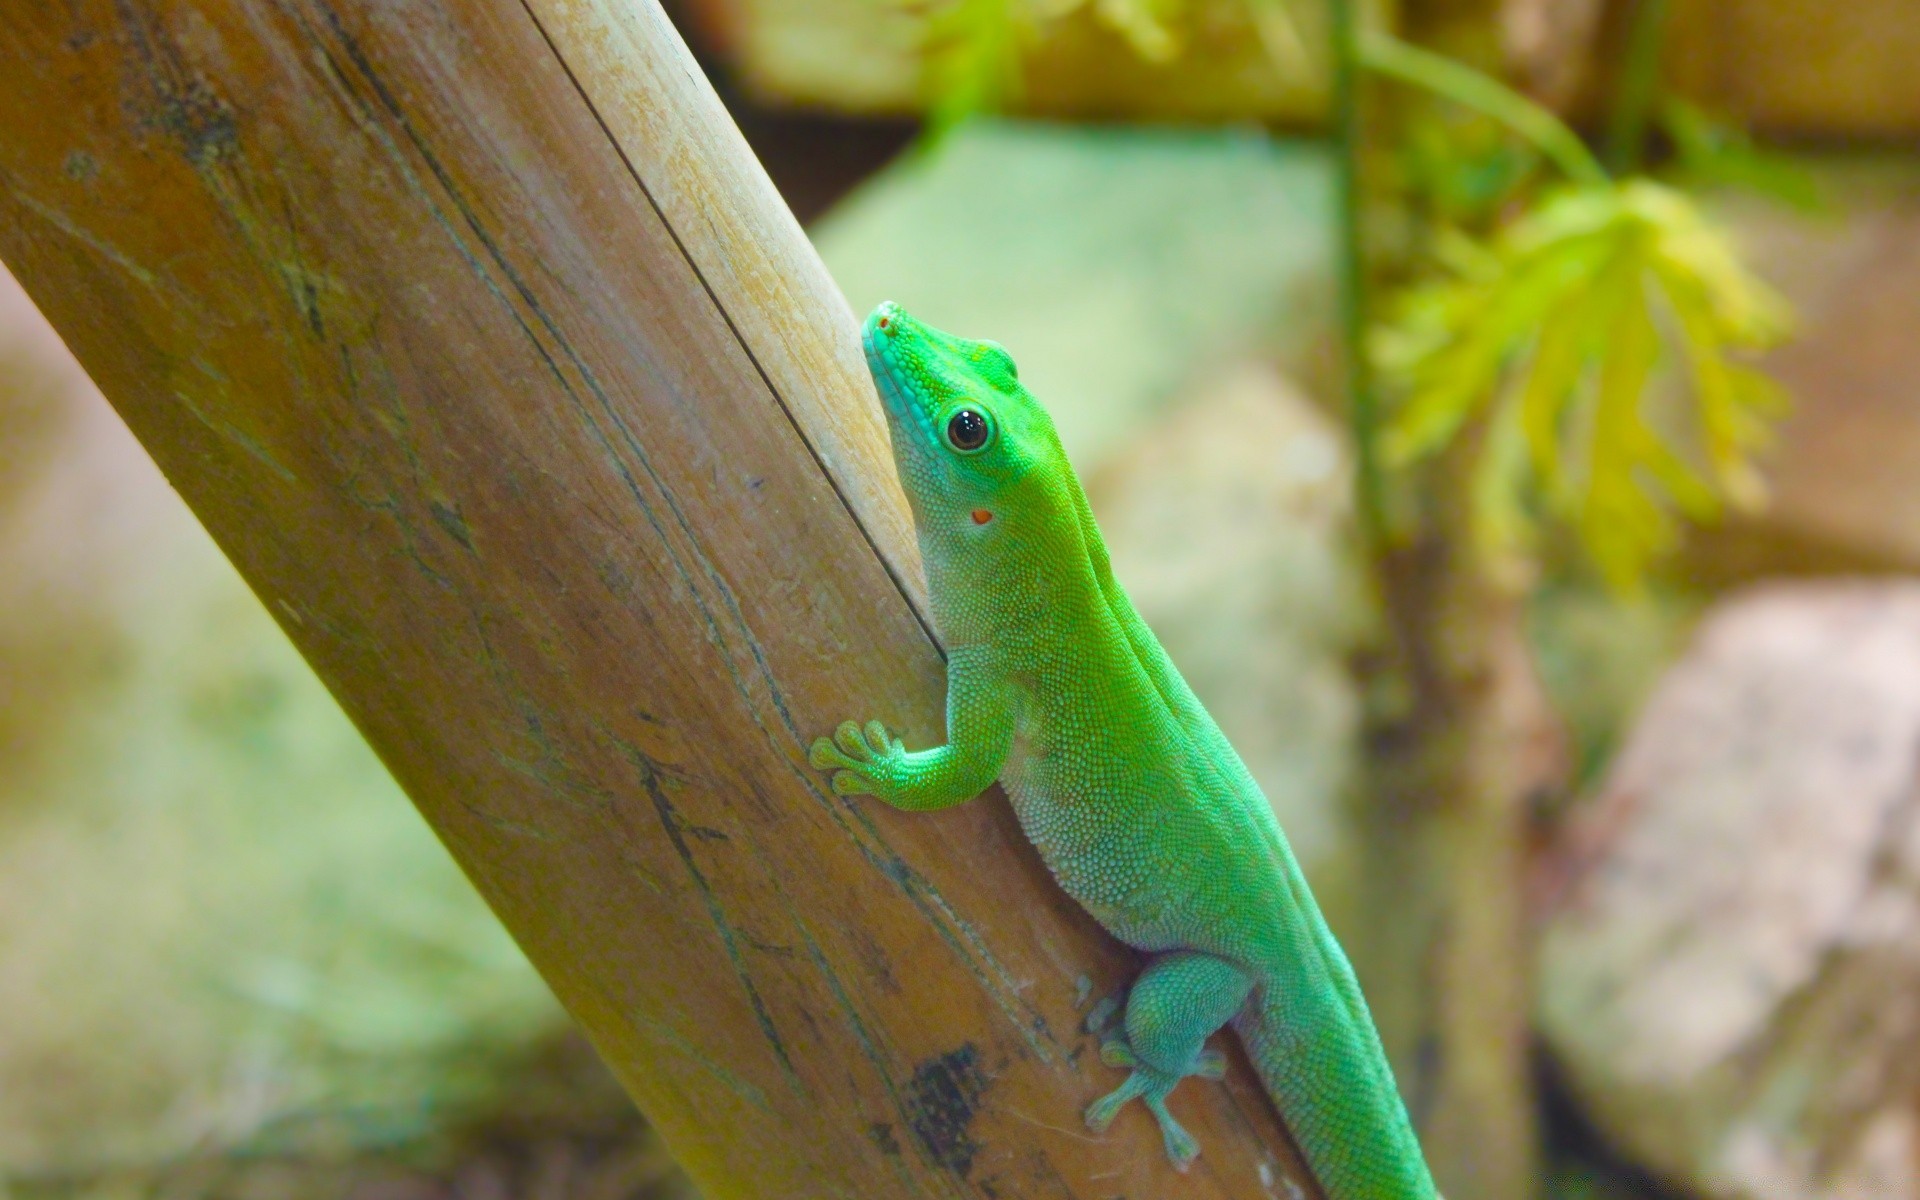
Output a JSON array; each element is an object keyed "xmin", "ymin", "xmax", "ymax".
[
  {"xmin": 1606, "ymin": 0, "xmax": 1672, "ymax": 173},
  {"xmin": 1360, "ymin": 30, "xmax": 1610, "ymax": 186},
  {"xmin": 1330, "ymin": 0, "xmax": 1386, "ymax": 552}
]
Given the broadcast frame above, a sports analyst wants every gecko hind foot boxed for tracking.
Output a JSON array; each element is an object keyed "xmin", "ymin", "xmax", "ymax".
[
  {"xmin": 1083, "ymin": 950, "xmax": 1250, "ymax": 1167},
  {"xmin": 1084, "ymin": 1062, "xmax": 1206, "ymax": 1171}
]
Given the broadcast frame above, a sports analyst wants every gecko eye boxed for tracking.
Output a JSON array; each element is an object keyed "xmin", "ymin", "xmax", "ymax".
[{"xmin": 944, "ymin": 408, "xmax": 993, "ymax": 453}]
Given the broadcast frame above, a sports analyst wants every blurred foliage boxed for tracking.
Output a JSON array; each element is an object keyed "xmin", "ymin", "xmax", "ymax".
[
  {"xmin": 1362, "ymin": 34, "xmax": 1794, "ymax": 592},
  {"xmin": 1395, "ymin": 105, "xmax": 1539, "ymax": 231},
  {"xmin": 911, "ymin": 0, "xmax": 1800, "ymax": 596},
  {"xmin": 1660, "ymin": 98, "xmax": 1825, "ymax": 213},
  {"xmin": 1378, "ymin": 179, "xmax": 1791, "ymax": 589},
  {"xmin": 921, "ymin": 0, "xmax": 1028, "ymax": 133}
]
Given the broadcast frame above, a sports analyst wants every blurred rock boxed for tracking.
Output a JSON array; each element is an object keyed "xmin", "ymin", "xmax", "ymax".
[
  {"xmin": 816, "ymin": 120, "xmax": 1334, "ymax": 472},
  {"xmin": 0, "ymin": 265, "xmax": 600, "ymax": 1183},
  {"xmin": 1539, "ymin": 582, "xmax": 1920, "ymax": 1199},
  {"xmin": 1085, "ymin": 360, "xmax": 1365, "ymax": 898},
  {"xmin": 1693, "ymin": 161, "xmax": 1920, "ymax": 579}
]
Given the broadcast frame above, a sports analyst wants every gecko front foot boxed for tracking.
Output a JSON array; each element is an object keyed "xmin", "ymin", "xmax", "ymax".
[{"xmin": 808, "ymin": 720, "xmax": 905, "ymax": 798}]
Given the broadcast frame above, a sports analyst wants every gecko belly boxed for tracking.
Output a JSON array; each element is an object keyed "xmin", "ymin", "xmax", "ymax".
[{"xmin": 997, "ymin": 765, "xmax": 1190, "ymax": 951}]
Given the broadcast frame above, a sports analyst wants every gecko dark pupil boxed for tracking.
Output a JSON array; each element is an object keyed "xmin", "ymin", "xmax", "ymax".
[{"xmin": 947, "ymin": 409, "xmax": 989, "ymax": 451}]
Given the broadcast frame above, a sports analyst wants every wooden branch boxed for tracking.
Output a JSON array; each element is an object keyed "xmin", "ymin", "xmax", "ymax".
[{"xmin": 0, "ymin": 2, "xmax": 1319, "ymax": 1196}]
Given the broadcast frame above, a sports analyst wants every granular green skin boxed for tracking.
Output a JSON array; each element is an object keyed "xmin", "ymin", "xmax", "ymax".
[{"xmin": 812, "ymin": 303, "xmax": 1438, "ymax": 1197}]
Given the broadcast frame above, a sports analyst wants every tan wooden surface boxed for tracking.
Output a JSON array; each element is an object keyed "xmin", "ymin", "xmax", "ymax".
[
  {"xmin": 680, "ymin": 0, "xmax": 1329, "ymax": 124},
  {"xmin": 0, "ymin": 2, "xmax": 1320, "ymax": 1196},
  {"xmin": 1664, "ymin": 0, "xmax": 1920, "ymax": 137}
]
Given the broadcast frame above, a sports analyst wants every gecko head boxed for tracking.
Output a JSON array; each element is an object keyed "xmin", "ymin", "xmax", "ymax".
[{"xmin": 862, "ymin": 301, "xmax": 1070, "ymax": 543}]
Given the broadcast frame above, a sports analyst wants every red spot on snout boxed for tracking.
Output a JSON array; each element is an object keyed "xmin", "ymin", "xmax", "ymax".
[
  {"xmin": 877, "ymin": 316, "xmax": 890, "ymax": 329},
  {"xmin": 971, "ymin": 509, "xmax": 992, "ymax": 525}
]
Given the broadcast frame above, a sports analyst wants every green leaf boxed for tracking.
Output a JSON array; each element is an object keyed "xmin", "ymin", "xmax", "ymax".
[
  {"xmin": 1376, "ymin": 177, "xmax": 1794, "ymax": 591},
  {"xmin": 1663, "ymin": 98, "xmax": 1827, "ymax": 214},
  {"xmin": 1472, "ymin": 386, "xmax": 1535, "ymax": 574},
  {"xmin": 1515, "ymin": 298, "xmax": 1586, "ymax": 499}
]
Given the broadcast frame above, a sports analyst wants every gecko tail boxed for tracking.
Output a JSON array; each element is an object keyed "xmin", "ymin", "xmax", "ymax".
[{"xmin": 1234, "ymin": 981, "xmax": 1442, "ymax": 1200}]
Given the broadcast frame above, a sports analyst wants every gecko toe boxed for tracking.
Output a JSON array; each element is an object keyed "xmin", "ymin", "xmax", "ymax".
[
  {"xmin": 1099, "ymin": 1039, "xmax": 1139, "ymax": 1068},
  {"xmin": 1149, "ymin": 1096, "xmax": 1201, "ymax": 1170},
  {"xmin": 1085, "ymin": 1074, "xmax": 1145, "ymax": 1133},
  {"xmin": 830, "ymin": 770, "xmax": 873, "ymax": 797},
  {"xmin": 809, "ymin": 737, "xmax": 850, "ymax": 771},
  {"xmin": 833, "ymin": 721, "xmax": 868, "ymax": 758}
]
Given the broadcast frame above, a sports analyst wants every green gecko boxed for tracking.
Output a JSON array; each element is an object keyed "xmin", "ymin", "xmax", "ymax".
[{"xmin": 810, "ymin": 303, "xmax": 1437, "ymax": 1197}]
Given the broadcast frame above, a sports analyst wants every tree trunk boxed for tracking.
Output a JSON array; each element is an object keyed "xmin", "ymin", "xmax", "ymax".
[
  {"xmin": 1356, "ymin": 532, "xmax": 1562, "ymax": 1199},
  {"xmin": 0, "ymin": 2, "xmax": 1319, "ymax": 1196},
  {"xmin": 1339, "ymin": 7, "xmax": 1565, "ymax": 1194}
]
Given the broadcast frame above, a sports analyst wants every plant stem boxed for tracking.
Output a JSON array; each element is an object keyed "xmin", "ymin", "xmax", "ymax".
[
  {"xmin": 1359, "ymin": 30, "xmax": 1610, "ymax": 187},
  {"xmin": 1606, "ymin": 0, "xmax": 1671, "ymax": 173},
  {"xmin": 1331, "ymin": 0, "xmax": 1387, "ymax": 553}
]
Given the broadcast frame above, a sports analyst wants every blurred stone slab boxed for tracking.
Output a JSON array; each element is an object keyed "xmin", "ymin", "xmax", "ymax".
[
  {"xmin": 684, "ymin": 0, "xmax": 1324, "ymax": 122},
  {"xmin": 1539, "ymin": 582, "xmax": 1920, "ymax": 1199},
  {"xmin": 0, "ymin": 264, "xmax": 565, "ymax": 1177},
  {"xmin": 815, "ymin": 120, "xmax": 1334, "ymax": 471}
]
